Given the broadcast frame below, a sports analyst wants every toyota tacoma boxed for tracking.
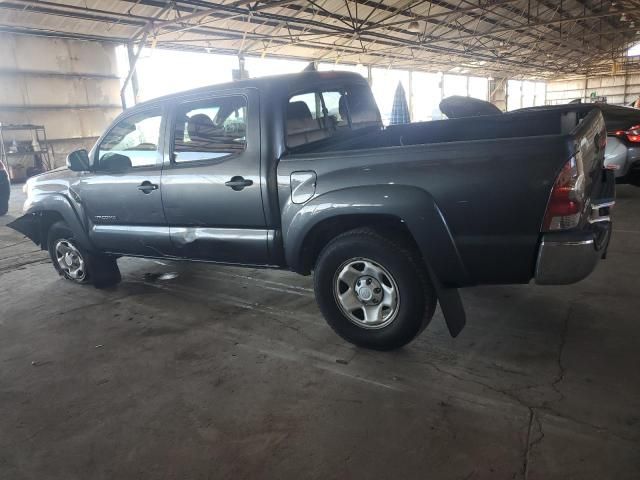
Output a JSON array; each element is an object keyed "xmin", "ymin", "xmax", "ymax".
[{"xmin": 9, "ymin": 71, "xmax": 615, "ymax": 350}]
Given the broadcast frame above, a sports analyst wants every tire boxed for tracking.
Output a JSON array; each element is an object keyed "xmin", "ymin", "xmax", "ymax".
[
  {"xmin": 47, "ymin": 221, "xmax": 121, "ymax": 288},
  {"xmin": 314, "ymin": 228, "xmax": 437, "ymax": 350}
]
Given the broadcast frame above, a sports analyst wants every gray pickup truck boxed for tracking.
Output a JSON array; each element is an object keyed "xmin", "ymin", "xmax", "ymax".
[{"xmin": 9, "ymin": 71, "xmax": 615, "ymax": 350}]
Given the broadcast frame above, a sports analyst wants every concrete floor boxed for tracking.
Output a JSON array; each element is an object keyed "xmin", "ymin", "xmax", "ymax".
[{"xmin": 1, "ymin": 184, "xmax": 639, "ymax": 480}]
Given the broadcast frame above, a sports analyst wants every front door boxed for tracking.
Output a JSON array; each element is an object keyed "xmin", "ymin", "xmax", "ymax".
[
  {"xmin": 77, "ymin": 106, "xmax": 173, "ymax": 256},
  {"xmin": 160, "ymin": 91, "xmax": 269, "ymax": 264}
]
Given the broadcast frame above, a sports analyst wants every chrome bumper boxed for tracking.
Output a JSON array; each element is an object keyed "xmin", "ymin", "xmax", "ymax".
[{"xmin": 535, "ymin": 227, "xmax": 610, "ymax": 285}]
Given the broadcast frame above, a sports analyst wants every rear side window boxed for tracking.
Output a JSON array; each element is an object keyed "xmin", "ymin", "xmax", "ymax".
[
  {"xmin": 98, "ymin": 109, "xmax": 162, "ymax": 168},
  {"xmin": 286, "ymin": 86, "xmax": 380, "ymax": 148},
  {"xmin": 290, "ymin": 93, "xmax": 320, "ymax": 119},
  {"xmin": 172, "ymin": 96, "xmax": 247, "ymax": 163}
]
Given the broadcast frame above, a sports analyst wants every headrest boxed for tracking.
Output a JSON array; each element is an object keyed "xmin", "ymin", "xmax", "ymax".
[
  {"xmin": 187, "ymin": 113, "xmax": 215, "ymax": 140},
  {"xmin": 288, "ymin": 101, "xmax": 313, "ymax": 121}
]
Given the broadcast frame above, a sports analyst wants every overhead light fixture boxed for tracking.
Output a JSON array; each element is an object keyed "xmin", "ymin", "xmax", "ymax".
[{"xmin": 408, "ymin": 20, "xmax": 420, "ymax": 32}]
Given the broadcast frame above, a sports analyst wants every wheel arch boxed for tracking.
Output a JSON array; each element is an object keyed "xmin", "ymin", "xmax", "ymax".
[
  {"xmin": 296, "ymin": 213, "xmax": 416, "ymax": 274},
  {"xmin": 282, "ymin": 185, "xmax": 470, "ymax": 337},
  {"xmin": 283, "ymin": 185, "xmax": 469, "ymax": 285},
  {"xmin": 7, "ymin": 193, "xmax": 92, "ymax": 251}
]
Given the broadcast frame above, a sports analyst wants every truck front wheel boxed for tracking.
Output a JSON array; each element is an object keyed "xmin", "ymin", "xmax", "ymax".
[
  {"xmin": 47, "ymin": 221, "xmax": 121, "ymax": 288},
  {"xmin": 314, "ymin": 228, "xmax": 437, "ymax": 350}
]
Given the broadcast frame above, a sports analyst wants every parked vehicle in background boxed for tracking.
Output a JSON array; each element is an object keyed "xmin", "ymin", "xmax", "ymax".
[
  {"xmin": 605, "ymin": 121, "xmax": 640, "ymax": 186},
  {"xmin": 516, "ymin": 103, "xmax": 640, "ymax": 186},
  {"xmin": 9, "ymin": 71, "xmax": 615, "ymax": 350},
  {"xmin": 442, "ymin": 97, "xmax": 640, "ymax": 187},
  {"xmin": 0, "ymin": 159, "xmax": 9, "ymax": 215}
]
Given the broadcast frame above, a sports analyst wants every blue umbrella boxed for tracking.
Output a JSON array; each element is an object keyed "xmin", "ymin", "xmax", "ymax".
[{"xmin": 389, "ymin": 81, "xmax": 411, "ymax": 124}]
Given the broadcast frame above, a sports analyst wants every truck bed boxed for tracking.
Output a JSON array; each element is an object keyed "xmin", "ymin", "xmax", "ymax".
[{"xmin": 280, "ymin": 107, "xmax": 608, "ymax": 286}]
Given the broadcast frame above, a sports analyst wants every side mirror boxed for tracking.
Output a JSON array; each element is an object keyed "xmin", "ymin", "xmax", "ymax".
[
  {"xmin": 66, "ymin": 149, "xmax": 90, "ymax": 172},
  {"xmin": 100, "ymin": 153, "xmax": 132, "ymax": 172}
]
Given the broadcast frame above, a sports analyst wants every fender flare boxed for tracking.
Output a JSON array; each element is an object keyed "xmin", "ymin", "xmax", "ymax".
[
  {"xmin": 7, "ymin": 192, "xmax": 93, "ymax": 251},
  {"xmin": 282, "ymin": 185, "xmax": 469, "ymax": 336}
]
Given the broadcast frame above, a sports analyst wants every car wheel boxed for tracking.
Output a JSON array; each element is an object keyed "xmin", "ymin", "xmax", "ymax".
[
  {"xmin": 314, "ymin": 228, "xmax": 437, "ymax": 350},
  {"xmin": 47, "ymin": 221, "xmax": 121, "ymax": 288}
]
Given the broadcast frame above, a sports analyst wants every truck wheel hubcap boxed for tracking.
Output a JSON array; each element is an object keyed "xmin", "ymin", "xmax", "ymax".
[
  {"xmin": 54, "ymin": 239, "xmax": 86, "ymax": 281},
  {"xmin": 334, "ymin": 258, "xmax": 399, "ymax": 329}
]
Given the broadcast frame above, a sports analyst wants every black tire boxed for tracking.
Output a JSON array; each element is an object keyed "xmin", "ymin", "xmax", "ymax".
[
  {"xmin": 314, "ymin": 228, "xmax": 437, "ymax": 350},
  {"xmin": 47, "ymin": 221, "xmax": 121, "ymax": 288}
]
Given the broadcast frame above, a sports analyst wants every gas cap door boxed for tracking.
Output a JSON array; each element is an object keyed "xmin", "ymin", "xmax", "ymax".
[{"xmin": 290, "ymin": 171, "xmax": 317, "ymax": 204}]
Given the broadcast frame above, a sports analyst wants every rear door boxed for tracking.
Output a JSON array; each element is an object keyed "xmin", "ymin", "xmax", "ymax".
[
  {"xmin": 78, "ymin": 106, "xmax": 173, "ymax": 256},
  {"xmin": 160, "ymin": 89, "xmax": 269, "ymax": 264}
]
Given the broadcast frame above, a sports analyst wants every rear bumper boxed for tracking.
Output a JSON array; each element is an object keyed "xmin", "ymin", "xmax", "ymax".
[{"xmin": 535, "ymin": 222, "xmax": 611, "ymax": 285}]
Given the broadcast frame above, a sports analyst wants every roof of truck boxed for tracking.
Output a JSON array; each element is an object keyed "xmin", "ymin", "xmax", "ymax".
[{"xmin": 129, "ymin": 70, "xmax": 368, "ymax": 111}]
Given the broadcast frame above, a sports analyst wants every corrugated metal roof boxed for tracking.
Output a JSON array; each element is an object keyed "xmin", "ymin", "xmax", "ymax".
[{"xmin": 1, "ymin": 0, "xmax": 640, "ymax": 79}]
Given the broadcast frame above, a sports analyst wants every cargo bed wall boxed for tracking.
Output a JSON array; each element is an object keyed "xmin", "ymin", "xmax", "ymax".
[{"xmin": 304, "ymin": 108, "xmax": 586, "ymax": 155}]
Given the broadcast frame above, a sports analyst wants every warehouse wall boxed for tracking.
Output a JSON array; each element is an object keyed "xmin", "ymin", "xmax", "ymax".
[
  {"xmin": 0, "ymin": 33, "xmax": 121, "ymax": 169},
  {"xmin": 546, "ymin": 74, "xmax": 640, "ymax": 106}
]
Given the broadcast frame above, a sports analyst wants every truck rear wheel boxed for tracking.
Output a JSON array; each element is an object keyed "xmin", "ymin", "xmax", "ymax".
[
  {"xmin": 314, "ymin": 228, "xmax": 436, "ymax": 350},
  {"xmin": 47, "ymin": 221, "xmax": 121, "ymax": 288}
]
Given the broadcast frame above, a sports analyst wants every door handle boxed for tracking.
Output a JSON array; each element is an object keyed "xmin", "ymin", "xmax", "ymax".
[
  {"xmin": 138, "ymin": 181, "xmax": 158, "ymax": 194},
  {"xmin": 225, "ymin": 176, "xmax": 253, "ymax": 191}
]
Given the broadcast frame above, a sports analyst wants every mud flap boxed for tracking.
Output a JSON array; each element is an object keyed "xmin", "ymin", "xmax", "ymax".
[
  {"xmin": 7, "ymin": 213, "xmax": 42, "ymax": 246},
  {"xmin": 436, "ymin": 286, "xmax": 466, "ymax": 337},
  {"xmin": 90, "ymin": 255, "xmax": 122, "ymax": 289},
  {"xmin": 426, "ymin": 263, "xmax": 466, "ymax": 337}
]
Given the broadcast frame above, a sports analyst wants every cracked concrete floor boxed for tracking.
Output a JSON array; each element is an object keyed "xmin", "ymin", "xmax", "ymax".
[{"xmin": 0, "ymin": 184, "xmax": 639, "ymax": 480}]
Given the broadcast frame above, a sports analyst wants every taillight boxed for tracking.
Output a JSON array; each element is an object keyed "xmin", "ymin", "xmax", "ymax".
[
  {"xmin": 543, "ymin": 154, "xmax": 585, "ymax": 231},
  {"xmin": 609, "ymin": 124, "xmax": 640, "ymax": 143}
]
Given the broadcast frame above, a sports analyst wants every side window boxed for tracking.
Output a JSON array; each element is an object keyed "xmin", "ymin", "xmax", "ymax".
[
  {"xmin": 287, "ymin": 90, "xmax": 350, "ymax": 148},
  {"xmin": 321, "ymin": 91, "xmax": 348, "ymax": 127},
  {"xmin": 98, "ymin": 109, "xmax": 162, "ymax": 169},
  {"xmin": 342, "ymin": 88, "xmax": 380, "ymax": 128},
  {"xmin": 173, "ymin": 96, "xmax": 247, "ymax": 163}
]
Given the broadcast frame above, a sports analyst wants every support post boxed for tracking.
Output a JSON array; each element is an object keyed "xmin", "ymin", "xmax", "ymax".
[
  {"xmin": 120, "ymin": 30, "xmax": 149, "ymax": 110},
  {"xmin": 489, "ymin": 77, "xmax": 508, "ymax": 111},
  {"xmin": 126, "ymin": 42, "xmax": 140, "ymax": 105}
]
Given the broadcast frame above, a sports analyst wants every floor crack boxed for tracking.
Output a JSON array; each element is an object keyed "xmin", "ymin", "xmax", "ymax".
[
  {"xmin": 522, "ymin": 407, "xmax": 545, "ymax": 480},
  {"xmin": 550, "ymin": 303, "xmax": 572, "ymax": 401}
]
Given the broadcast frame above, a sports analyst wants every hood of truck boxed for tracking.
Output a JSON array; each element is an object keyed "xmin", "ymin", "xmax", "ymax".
[
  {"xmin": 25, "ymin": 167, "xmax": 77, "ymax": 194},
  {"xmin": 20, "ymin": 167, "xmax": 83, "ymax": 215}
]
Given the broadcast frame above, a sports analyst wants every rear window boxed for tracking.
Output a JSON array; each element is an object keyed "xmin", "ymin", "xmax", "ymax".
[{"xmin": 287, "ymin": 86, "xmax": 379, "ymax": 148}]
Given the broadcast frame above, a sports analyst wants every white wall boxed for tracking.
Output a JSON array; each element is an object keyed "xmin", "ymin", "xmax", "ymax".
[
  {"xmin": 0, "ymin": 34, "xmax": 121, "ymax": 168},
  {"xmin": 546, "ymin": 74, "xmax": 640, "ymax": 106}
]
